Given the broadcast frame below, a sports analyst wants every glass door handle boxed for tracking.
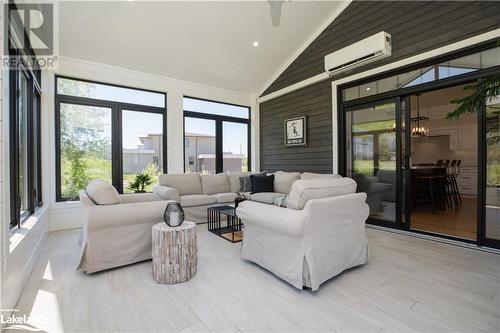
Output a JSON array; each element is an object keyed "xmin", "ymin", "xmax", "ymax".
[{"xmin": 402, "ymin": 155, "xmax": 411, "ymax": 169}]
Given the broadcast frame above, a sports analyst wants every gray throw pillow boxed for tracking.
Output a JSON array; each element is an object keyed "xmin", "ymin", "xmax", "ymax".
[{"xmin": 239, "ymin": 176, "xmax": 253, "ymax": 192}]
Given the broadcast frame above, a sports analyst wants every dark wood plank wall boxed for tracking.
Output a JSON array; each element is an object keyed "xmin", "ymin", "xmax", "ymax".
[
  {"xmin": 259, "ymin": 1, "xmax": 500, "ymax": 173},
  {"xmin": 260, "ymin": 80, "xmax": 332, "ymax": 173}
]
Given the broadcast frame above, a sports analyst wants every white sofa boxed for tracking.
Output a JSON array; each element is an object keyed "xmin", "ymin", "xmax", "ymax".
[
  {"xmin": 153, "ymin": 173, "xmax": 241, "ymax": 223},
  {"xmin": 78, "ymin": 189, "xmax": 172, "ymax": 273},
  {"xmin": 153, "ymin": 171, "xmax": 342, "ymax": 223},
  {"xmin": 236, "ymin": 177, "xmax": 369, "ymax": 291}
]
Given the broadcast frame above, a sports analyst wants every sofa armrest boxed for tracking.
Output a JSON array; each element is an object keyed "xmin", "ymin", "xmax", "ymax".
[
  {"xmin": 86, "ymin": 200, "xmax": 172, "ymax": 230},
  {"xmin": 119, "ymin": 193, "xmax": 160, "ymax": 204},
  {"xmin": 153, "ymin": 184, "xmax": 180, "ymax": 201},
  {"xmin": 236, "ymin": 200, "xmax": 304, "ymax": 237},
  {"xmin": 302, "ymin": 193, "xmax": 369, "ymax": 233}
]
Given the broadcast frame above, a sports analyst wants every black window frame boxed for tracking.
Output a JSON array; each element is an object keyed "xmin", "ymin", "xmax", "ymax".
[
  {"xmin": 8, "ymin": 4, "xmax": 43, "ymax": 229},
  {"xmin": 183, "ymin": 96, "xmax": 251, "ymax": 174},
  {"xmin": 55, "ymin": 75, "xmax": 167, "ymax": 201}
]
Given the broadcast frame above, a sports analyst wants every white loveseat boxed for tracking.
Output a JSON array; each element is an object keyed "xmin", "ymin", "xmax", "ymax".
[
  {"xmin": 153, "ymin": 171, "xmax": 342, "ymax": 223},
  {"xmin": 78, "ymin": 188, "xmax": 172, "ymax": 273},
  {"xmin": 236, "ymin": 177, "xmax": 369, "ymax": 291}
]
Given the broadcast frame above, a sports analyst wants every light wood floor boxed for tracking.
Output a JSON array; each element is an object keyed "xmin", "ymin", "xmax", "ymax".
[
  {"xmin": 411, "ymin": 196, "xmax": 477, "ymax": 240},
  {"xmin": 10, "ymin": 226, "xmax": 500, "ymax": 333}
]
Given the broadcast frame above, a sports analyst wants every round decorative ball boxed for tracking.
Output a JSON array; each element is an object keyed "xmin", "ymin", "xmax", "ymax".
[{"xmin": 164, "ymin": 202, "xmax": 185, "ymax": 227}]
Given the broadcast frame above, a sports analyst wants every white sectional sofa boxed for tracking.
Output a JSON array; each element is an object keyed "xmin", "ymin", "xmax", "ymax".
[
  {"xmin": 153, "ymin": 171, "xmax": 342, "ymax": 223},
  {"xmin": 236, "ymin": 177, "xmax": 369, "ymax": 291}
]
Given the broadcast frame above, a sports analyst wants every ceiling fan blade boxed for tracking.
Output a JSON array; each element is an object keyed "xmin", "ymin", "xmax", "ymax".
[{"xmin": 268, "ymin": 0, "xmax": 283, "ymax": 27}]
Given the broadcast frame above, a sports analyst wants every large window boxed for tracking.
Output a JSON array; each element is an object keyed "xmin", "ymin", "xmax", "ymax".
[
  {"xmin": 10, "ymin": 68, "xmax": 42, "ymax": 228},
  {"xmin": 59, "ymin": 103, "xmax": 113, "ymax": 198},
  {"xmin": 183, "ymin": 97, "xmax": 250, "ymax": 174},
  {"xmin": 55, "ymin": 77, "xmax": 166, "ymax": 201},
  {"xmin": 122, "ymin": 110, "xmax": 164, "ymax": 192},
  {"xmin": 184, "ymin": 117, "xmax": 216, "ymax": 174}
]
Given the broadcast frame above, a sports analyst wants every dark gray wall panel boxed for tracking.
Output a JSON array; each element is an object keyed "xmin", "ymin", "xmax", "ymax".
[
  {"xmin": 263, "ymin": 1, "xmax": 500, "ymax": 95},
  {"xmin": 259, "ymin": 1, "xmax": 500, "ymax": 173},
  {"xmin": 260, "ymin": 80, "xmax": 332, "ymax": 173}
]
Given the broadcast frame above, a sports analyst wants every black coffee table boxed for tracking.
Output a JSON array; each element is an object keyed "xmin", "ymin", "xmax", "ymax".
[{"xmin": 207, "ymin": 205, "xmax": 242, "ymax": 243}]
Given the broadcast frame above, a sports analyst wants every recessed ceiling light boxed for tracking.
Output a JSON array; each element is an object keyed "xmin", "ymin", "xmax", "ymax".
[
  {"xmin": 253, "ymin": 41, "xmax": 259, "ymax": 47},
  {"xmin": 366, "ymin": 87, "xmax": 371, "ymax": 91}
]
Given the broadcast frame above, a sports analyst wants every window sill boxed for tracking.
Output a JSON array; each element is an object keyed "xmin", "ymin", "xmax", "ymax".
[
  {"xmin": 9, "ymin": 204, "xmax": 49, "ymax": 253},
  {"xmin": 51, "ymin": 200, "xmax": 82, "ymax": 210}
]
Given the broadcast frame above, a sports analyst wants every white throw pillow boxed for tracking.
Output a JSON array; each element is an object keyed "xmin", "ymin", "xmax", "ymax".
[
  {"xmin": 274, "ymin": 171, "xmax": 301, "ymax": 194},
  {"xmin": 200, "ymin": 174, "xmax": 231, "ymax": 195},
  {"xmin": 286, "ymin": 178, "xmax": 357, "ymax": 210},
  {"xmin": 85, "ymin": 180, "xmax": 121, "ymax": 205}
]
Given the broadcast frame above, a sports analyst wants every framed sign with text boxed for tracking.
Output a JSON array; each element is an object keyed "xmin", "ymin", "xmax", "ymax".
[{"xmin": 284, "ymin": 116, "xmax": 307, "ymax": 146}]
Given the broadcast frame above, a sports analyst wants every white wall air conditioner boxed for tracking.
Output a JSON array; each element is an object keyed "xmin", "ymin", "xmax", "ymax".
[{"xmin": 324, "ymin": 31, "xmax": 391, "ymax": 76}]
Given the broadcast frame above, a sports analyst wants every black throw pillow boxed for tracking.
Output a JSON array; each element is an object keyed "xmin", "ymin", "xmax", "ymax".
[
  {"xmin": 239, "ymin": 171, "xmax": 266, "ymax": 192},
  {"xmin": 250, "ymin": 174, "xmax": 274, "ymax": 194}
]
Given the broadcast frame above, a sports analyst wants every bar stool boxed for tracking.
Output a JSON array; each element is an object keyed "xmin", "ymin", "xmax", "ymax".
[{"xmin": 446, "ymin": 160, "xmax": 462, "ymax": 207}]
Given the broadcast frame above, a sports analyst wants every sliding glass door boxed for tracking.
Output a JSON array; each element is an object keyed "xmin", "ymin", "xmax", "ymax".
[
  {"xmin": 345, "ymin": 100, "xmax": 400, "ymax": 225},
  {"xmin": 484, "ymin": 96, "xmax": 500, "ymax": 247},
  {"xmin": 342, "ymin": 84, "xmax": 496, "ymax": 247}
]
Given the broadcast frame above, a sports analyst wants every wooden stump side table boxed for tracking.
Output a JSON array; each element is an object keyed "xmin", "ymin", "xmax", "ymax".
[{"xmin": 152, "ymin": 221, "xmax": 197, "ymax": 284}]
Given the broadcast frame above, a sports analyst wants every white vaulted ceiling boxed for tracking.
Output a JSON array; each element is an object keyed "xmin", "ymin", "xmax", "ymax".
[{"xmin": 59, "ymin": 1, "xmax": 348, "ymax": 93}]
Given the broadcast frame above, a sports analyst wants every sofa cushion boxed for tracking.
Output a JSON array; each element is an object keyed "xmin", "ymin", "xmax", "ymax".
[
  {"xmin": 227, "ymin": 172, "xmax": 250, "ymax": 193},
  {"xmin": 250, "ymin": 192, "xmax": 286, "ymax": 204},
  {"xmin": 85, "ymin": 180, "xmax": 121, "ymax": 205},
  {"xmin": 180, "ymin": 194, "xmax": 217, "ymax": 207},
  {"xmin": 287, "ymin": 178, "xmax": 357, "ymax": 210},
  {"xmin": 300, "ymin": 172, "xmax": 342, "ymax": 180},
  {"xmin": 159, "ymin": 174, "xmax": 202, "ymax": 195},
  {"xmin": 251, "ymin": 174, "xmax": 274, "ymax": 193},
  {"xmin": 273, "ymin": 171, "xmax": 300, "ymax": 194},
  {"xmin": 200, "ymin": 174, "xmax": 230, "ymax": 195},
  {"xmin": 212, "ymin": 192, "xmax": 237, "ymax": 203}
]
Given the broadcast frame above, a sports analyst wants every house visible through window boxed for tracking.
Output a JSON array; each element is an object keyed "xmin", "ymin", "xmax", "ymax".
[
  {"xmin": 183, "ymin": 97, "xmax": 250, "ymax": 174},
  {"xmin": 55, "ymin": 76, "xmax": 166, "ymax": 201}
]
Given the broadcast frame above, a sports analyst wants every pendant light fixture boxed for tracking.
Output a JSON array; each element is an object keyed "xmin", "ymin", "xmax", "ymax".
[{"xmin": 411, "ymin": 93, "xmax": 429, "ymax": 137}]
